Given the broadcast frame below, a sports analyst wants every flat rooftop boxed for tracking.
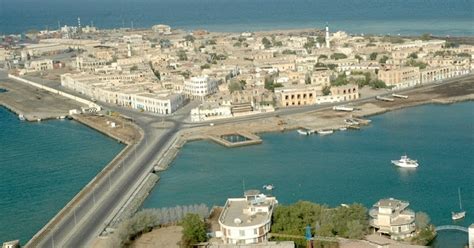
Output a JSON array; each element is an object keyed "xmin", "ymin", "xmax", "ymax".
[{"xmin": 220, "ymin": 198, "xmax": 274, "ymax": 227}]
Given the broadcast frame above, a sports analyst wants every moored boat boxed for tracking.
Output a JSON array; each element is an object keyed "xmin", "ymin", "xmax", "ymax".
[
  {"xmin": 297, "ymin": 129, "xmax": 314, "ymax": 135},
  {"xmin": 452, "ymin": 188, "xmax": 466, "ymax": 220},
  {"xmin": 318, "ymin": 129, "xmax": 334, "ymax": 135},
  {"xmin": 263, "ymin": 184, "xmax": 274, "ymax": 190},
  {"xmin": 391, "ymin": 155, "xmax": 419, "ymax": 168}
]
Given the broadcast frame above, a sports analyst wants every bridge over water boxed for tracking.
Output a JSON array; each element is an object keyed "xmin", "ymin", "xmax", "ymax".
[{"xmin": 435, "ymin": 225, "xmax": 468, "ymax": 232}]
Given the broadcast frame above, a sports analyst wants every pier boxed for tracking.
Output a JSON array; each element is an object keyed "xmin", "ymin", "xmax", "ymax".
[{"xmin": 208, "ymin": 132, "xmax": 262, "ymax": 147}]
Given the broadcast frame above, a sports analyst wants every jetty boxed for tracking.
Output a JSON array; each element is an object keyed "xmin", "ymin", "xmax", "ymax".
[
  {"xmin": 208, "ymin": 132, "xmax": 262, "ymax": 147},
  {"xmin": 375, "ymin": 96, "xmax": 395, "ymax": 102}
]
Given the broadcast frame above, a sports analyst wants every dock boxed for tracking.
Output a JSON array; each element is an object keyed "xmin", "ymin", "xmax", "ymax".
[
  {"xmin": 375, "ymin": 96, "xmax": 395, "ymax": 102},
  {"xmin": 208, "ymin": 132, "xmax": 262, "ymax": 147}
]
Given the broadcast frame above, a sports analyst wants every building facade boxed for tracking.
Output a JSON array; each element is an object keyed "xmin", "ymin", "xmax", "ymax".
[{"xmin": 378, "ymin": 67, "xmax": 420, "ymax": 89}]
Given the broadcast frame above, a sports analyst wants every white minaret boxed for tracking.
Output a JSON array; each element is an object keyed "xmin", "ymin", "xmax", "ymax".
[
  {"xmin": 127, "ymin": 43, "xmax": 132, "ymax": 57},
  {"xmin": 469, "ymin": 224, "xmax": 474, "ymax": 248},
  {"xmin": 77, "ymin": 17, "xmax": 81, "ymax": 28},
  {"xmin": 325, "ymin": 23, "xmax": 330, "ymax": 49}
]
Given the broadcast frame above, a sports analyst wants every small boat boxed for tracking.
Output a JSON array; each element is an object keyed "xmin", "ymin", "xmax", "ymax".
[
  {"xmin": 344, "ymin": 119, "xmax": 359, "ymax": 125},
  {"xmin": 339, "ymin": 127, "xmax": 347, "ymax": 131},
  {"xmin": 318, "ymin": 129, "xmax": 334, "ymax": 135},
  {"xmin": 18, "ymin": 114, "xmax": 26, "ymax": 121},
  {"xmin": 391, "ymin": 155, "xmax": 419, "ymax": 168},
  {"xmin": 263, "ymin": 184, "xmax": 274, "ymax": 190},
  {"xmin": 297, "ymin": 129, "xmax": 314, "ymax": 135},
  {"xmin": 452, "ymin": 188, "xmax": 466, "ymax": 221}
]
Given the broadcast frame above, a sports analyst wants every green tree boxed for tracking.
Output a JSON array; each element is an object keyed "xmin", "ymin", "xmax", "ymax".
[
  {"xmin": 262, "ymin": 37, "xmax": 272, "ymax": 49},
  {"xmin": 322, "ymin": 86, "xmax": 331, "ymax": 96},
  {"xmin": 316, "ymin": 36, "xmax": 325, "ymax": 45},
  {"xmin": 200, "ymin": 64, "xmax": 211, "ymax": 69},
  {"xmin": 331, "ymin": 74, "xmax": 349, "ymax": 86},
  {"xmin": 228, "ymin": 81, "xmax": 243, "ymax": 93},
  {"xmin": 304, "ymin": 37, "xmax": 316, "ymax": 51},
  {"xmin": 369, "ymin": 52, "xmax": 378, "ymax": 61},
  {"xmin": 369, "ymin": 79, "xmax": 387, "ymax": 89},
  {"xmin": 407, "ymin": 52, "xmax": 418, "ymax": 59},
  {"xmin": 184, "ymin": 34, "xmax": 195, "ymax": 42},
  {"xmin": 415, "ymin": 212, "xmax": 430, "ymax": 230},
  {"xmin": 346, "ymin": 220, "xmax": 365, "ymax": 239},
  {"xmin": 330, "ymin": 53, "xmax": 347, "ymax": 60},
  {"xmin": 112, "ymin": 209, "xmax": 160, "ymax": 247},
  {"xmin": 458, "ymin": 52, "xmax": 470, "ymax": 57},
  {"xmin": 318, "ymin": 54, "xmax": 328, "ymax": 60},
  {"xmin": 355, "ymin": 55, "xmax": 363, "ymax": 62},
  {"xmin": 379, "ymin": 55, "xmax": 389, "ymax": 64},
  {"xmin": 177, "ymin": 50, "xmax": 188, "ymax": 61},
  {"xmin": 420, "ymin": 33, "xmax": 431, "ymax": 41},
  {"xmin": 153, "ymin": 70, "xmax": 161, "ymax": 80},
  {"xmin": 181, "ymin": 213, "xmax": 207, "ymax": 247}
]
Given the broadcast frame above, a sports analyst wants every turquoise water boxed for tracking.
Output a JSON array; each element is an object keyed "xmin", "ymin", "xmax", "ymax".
[
  {"xmin": 0, "ymin": 0, "xmax": 473, "ymax": 36},
  {"xmin": 144, "ymin": 102, "xmax": 474, "ymax": 247},
  {"xmin": 0, "ymin": 107, "xmax": 124, "ymax": 244}
]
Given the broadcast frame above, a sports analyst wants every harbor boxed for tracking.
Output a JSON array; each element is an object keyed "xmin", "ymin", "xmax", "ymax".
[{"xmin": 143, "ymin": 101, "xmax": 474, "ymax": 248}]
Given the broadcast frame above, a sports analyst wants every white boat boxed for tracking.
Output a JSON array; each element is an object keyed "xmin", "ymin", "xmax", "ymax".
[
  {"xmin": 391, "ymin": 155, "xmax": 419, "ymax": 168},
  {"xmin": 452, "ymin": 188, "xmax": 466, "ymax": 221},
  {"xmin": 297, "ymin": 129, "xmax": 314, "ymax": 135},
  {"xmin": 18, "ymin": 114, "xmax": 26, "ymax": 121},
  {"xmin": 339, "ymin": 127, "xmax": 347, "ymax": 131},
  {"xmin": 318, "ymin": 129, "xmax": 334, "ymax": 135},
  {"xmin": 263, "ymin": 184, "xmax": 274, "ymax": 190}
]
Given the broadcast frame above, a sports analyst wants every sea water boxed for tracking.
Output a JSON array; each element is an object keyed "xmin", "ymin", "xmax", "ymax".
[
  {"xmin": 0, "ymin": 107, "xmax": 124, "ymax": 243},
  {"xmin": 144, "ymin": 102, "xmax": 474, "ymax": 247}
]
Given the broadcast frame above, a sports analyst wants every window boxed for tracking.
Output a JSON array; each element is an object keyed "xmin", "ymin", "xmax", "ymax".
[
  {"xmin": 240, "ymin": 230, "xmax": 245, "ymax": 236},
  {"xmin": 254, "ymin": 228, "xmax": 258, "ymax": 235}
]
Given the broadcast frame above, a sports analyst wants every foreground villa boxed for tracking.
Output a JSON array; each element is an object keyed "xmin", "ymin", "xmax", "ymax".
[
  {"xmin": 369, "ymin": 198, "xmax": 416, "ymax": 240},
  {"xmin": 217, "ymin": 190, "xmax": 277, "ymax": 245}
]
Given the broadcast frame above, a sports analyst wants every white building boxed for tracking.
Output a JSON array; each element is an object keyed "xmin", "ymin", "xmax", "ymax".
[
  {"xmin": 25, "ymin": 59, "xmax": 53, "ymax": 72},
  {"xmin": 131, "ymin": 92, "xmax": 184, "ymax": 115},
  {"xmin": 190, "ymin": 102, "xmax": 232, "ymax": 122},
  {"xmin": 152, "ymin": 24, "xmax": 172, "ymax": 34},
  {"xmin": 184, "ymin": 75, "xmax": 219, "ymax": 100},
  {"xmin": 218, "ymin": 190, "xmax": 277, "ymax": 245},
  {"xmin": 369, "ymin": 198, "xmax": 416, "ymax": 240}
]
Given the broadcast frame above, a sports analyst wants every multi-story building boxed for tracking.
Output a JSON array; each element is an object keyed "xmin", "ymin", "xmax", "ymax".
[
  {"xmin": 378, "ymin": 66, "xmax": 420, "ymax": 89},
  {"xmin": 218, "ymin": 190, "xmax": 277, "ymax": 245},
  {"xmin": 369, "ymin": 198, "xmax": 416, "ymax": 240},
  {"xmin": 183, "ymin": 75, "xmax": 219, "ymax": 100},
  {"xmin": 275, "ymin": 84, "xmax": 320, "ymax": 107}
]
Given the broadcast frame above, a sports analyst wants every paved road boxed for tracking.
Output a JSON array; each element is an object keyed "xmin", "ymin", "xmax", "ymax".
[{"xmin": 12, "ymin": 70, "xmax": 472, "ymax": 247}]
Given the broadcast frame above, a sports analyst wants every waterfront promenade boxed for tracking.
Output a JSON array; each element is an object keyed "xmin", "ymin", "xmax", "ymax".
[{"xmin": 4, "ymin": 69, "xmax": 472, "ymax": 247}]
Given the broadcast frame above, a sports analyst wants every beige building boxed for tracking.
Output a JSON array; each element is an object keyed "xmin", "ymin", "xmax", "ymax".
[
  {"xmin": 378, "ymin": 67, "xmax": 420, "ymax": 89},
  {"xmin": 420, "ymin": 65, "xmax": 461, "ymax": 84},
  {"xmin": 330, "ymin": 84, "xmax": 359, "ymax": 101},
  {"xmin": 275, "ymin": 84, "xmax": 319, "ymax": 107},
  {"xmin": 369, "ymin": 198, "xmax": 416, "ymax": 240},
  {"xmin": 25, "ymin": 59, "xmax": 53, "ymax": 72}
]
